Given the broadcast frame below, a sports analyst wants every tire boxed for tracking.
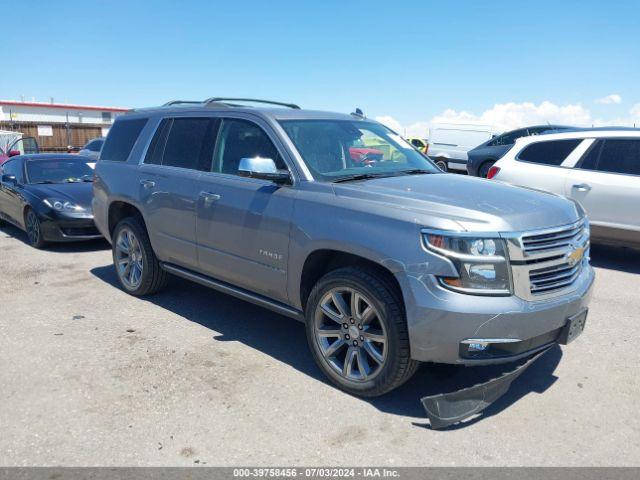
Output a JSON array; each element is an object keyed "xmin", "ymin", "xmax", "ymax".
[
  {"xmin": 305, "ymin": 266, "xmax": 419, "ymax": 397},
  {"xmin": 24, "ymin": 208, "xmax": 47, "ymax": 249},
  {"xmin": 478, "ymin": 160, "xmax": 495, "ymax": 178},
  {"xmin": 435, "ymin": 159, "xmax": 448, "ymax": 172},
  {"xmin": 112, "ymin": 216, "xmax": 168, "ymax": 296}
]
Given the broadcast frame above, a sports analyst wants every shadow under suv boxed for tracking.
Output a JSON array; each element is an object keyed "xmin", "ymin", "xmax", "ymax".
[{"xmin": 93, "ymin": 98, "xmax": 594, "ymax": 403}]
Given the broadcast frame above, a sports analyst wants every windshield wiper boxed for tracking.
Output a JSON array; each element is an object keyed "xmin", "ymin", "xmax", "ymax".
[
  {"xmin": 332, "ymin": 173, "xmax": 395, "ymax": 183},
  {"xmin": 32, "ymin": 180, "xmax": 57, "ymax": 184},
  {"xmin": 399, "ymin": 169, "xmax": 436, "ymax": 175}
]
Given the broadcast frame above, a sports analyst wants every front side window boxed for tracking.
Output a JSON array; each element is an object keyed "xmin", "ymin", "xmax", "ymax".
[
  {"xmin": 213, "ymin": 119, "xmax": 285, "ymax": 175},
  {"xmin": 596, "ymin": 139, "xmax": 640, "ymax": 176},
  {"xmin": 1, "ymin": 159, "xmax": 22, "ymax": 181},
  {"xmin": 279, "ymin": 120, "xmax": 438, "ymax": 181},
  {"xmin": 26, "ymin": 159, "xmax": 94, "ymax": 184},
  {"xmin": 100, "ymin": 118, "xmax": 148, "ymax": 162},
  {"xmin": 517, "ymin": 139, "xmax": 582, "ymax": 166}
]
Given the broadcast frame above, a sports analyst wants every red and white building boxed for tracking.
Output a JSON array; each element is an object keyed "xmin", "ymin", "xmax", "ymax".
[{"xmin": 0, "ymin": 100, "xmax": 129, "ymax": 152}]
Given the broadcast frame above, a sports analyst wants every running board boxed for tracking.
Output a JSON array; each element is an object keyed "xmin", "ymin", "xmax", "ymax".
[{"xmin": 160, "ymin": 263, "xmax": 304, "ymax": 321}]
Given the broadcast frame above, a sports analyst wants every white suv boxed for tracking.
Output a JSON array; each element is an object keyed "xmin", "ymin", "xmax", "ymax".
[{"xmin": 488, "ymin": 129, "xmax": 640, "ymax": 249}]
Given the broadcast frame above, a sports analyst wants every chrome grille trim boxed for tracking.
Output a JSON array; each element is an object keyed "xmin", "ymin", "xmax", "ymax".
[{"xmin": 504, "ymin": 218, "xmax": 590, "ymax": 301}]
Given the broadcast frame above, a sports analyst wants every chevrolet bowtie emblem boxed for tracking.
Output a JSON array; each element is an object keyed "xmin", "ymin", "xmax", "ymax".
[{"xmin": 567, "ymin": 245, "xmax": 585, "ymax": 267}]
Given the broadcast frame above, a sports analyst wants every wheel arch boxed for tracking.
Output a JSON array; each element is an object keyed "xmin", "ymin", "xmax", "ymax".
[
  {"xmin": 107, "ymin": 200, "xmax": 146, "ymax": 238},
  {"xmin": 298, "ymin": 249, "xmax": 403, "ymax": 313}
]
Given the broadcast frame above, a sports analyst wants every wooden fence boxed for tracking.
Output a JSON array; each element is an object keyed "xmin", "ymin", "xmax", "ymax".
[{"xmin": 0, "ymin": 121, "xmax": 105, "ymax": 152}]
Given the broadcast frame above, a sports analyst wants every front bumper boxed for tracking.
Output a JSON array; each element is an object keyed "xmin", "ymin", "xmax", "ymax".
[
  {"xmin": 402, "ymin": 265, "xmax": 594, "ymax": 364},
  {"xmin": 39, "ymin": 214, "xmax": 103, "ymax": 242}
]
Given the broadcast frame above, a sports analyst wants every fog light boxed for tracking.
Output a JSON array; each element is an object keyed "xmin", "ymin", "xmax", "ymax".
[{"xmin": 468, "ymin": 342, "xmax": 489, "ymax": 351}]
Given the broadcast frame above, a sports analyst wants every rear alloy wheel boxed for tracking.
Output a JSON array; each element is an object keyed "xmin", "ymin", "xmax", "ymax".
[
  {"xmin": 306, "ymin": 267, "xmax": 419, "ymax": 397},
  {"xmin": 25, "ymin": 209, "xmax": 46, "ymax": 249},
  {"xmin": 115, "ymin": 227, "xmax": 144, "ymax": 291},
  {"xmin": 479, "ymin": 161, "xmax": 495, "ymax": 178},
  {"xmin": 112, "ymin": 216, "xmax": 168, "ymax": 296}
]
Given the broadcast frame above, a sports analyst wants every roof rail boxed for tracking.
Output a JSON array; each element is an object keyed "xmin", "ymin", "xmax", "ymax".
[
  {"xmin": 162, "ymin": 100, "xmax": 206, "ymax": 106},
  {"xmin": 203, "ymin": 97, "xmax": 301, "ymax": 109}
]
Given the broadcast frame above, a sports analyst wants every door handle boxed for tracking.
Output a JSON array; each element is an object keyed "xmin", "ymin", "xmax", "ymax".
[
  {"xmin": 140, "ymin": 179, "xmax": 156, "ymax": 189},
  {"xmin": 200, "ymin": 191, "xmax": 221, "ymax": 205},
  {"xmin": 572, "ymin": 183, "xmax": 592, "ymax": 192}
]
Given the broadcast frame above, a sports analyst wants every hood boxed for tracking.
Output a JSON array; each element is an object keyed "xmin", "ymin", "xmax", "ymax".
[
  {"xmin": 27, "ymin": 182, "xmax": 94, "ymax": 210},
  {"xmin": 332, "ymin": 173, "xmax": 582, "ymax": 233}
]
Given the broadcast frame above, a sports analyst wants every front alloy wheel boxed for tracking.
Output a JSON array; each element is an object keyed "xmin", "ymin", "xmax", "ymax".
[
  {"xmin": 314, "ymin": 287, "xmax": 388, "ymax": 382},
  {"xmin": 25, "ymin": 209, "xmax": 45, "ymax": 248},
  {"xmin": 306, "ymin": 267, "xmax": 419, "ymax": 397}
]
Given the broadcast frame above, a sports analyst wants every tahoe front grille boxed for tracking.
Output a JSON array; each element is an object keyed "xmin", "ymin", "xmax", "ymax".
[
  {"xmin": 507, "ymin": 218, "xmax": 590, "ymax": 301},
  {"xmin": 529, "ymin": 261, "xmax": 583, "ymax": 295},
  {"xmin": 521, "ymin": 219, "xmax": 586, "ymax": 254}
]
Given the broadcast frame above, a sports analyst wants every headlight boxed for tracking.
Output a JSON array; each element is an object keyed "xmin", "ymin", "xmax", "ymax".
[
  {"xmin": 423, "ymin": 231, "xmax": 512, "ymax": 295},
  {"xmin": 43, "ymin": 198, "xmax": 85, "ymax": 213}
]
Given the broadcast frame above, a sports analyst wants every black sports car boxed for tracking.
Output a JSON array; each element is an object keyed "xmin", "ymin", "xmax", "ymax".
[{"xmin": 0, "ymin": 154, "xmax": 102, "ymax": 248}]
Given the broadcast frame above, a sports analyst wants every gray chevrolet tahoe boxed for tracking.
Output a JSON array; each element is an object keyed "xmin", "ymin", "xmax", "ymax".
[{"xmin": 93, "ymin": 98, "xmax": 594, "ymax": 398}]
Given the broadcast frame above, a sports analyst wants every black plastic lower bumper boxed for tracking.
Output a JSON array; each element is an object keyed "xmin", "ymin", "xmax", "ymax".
[
  {"xmin": 40, "ymin": 217, "xmax": 102, "ymax": 242},
  {"xmin": 421, "ymin": 346, "xmax": 551, "ymax": 429}
]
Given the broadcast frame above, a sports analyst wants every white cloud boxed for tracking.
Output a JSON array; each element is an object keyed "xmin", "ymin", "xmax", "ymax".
[
  {"xmin": 432, "ymin": 101, "xmax": 593, "ymax": 132},
  {"xmin": 374, "ymin": 115, "xmax": 403, "ymax": 133},
  {"xmin": 378, "ymin": 100, "xmax": 640, "ymax": 138},
  {"xmin": 595, "ymin": 94, "xmax": 622, "ymax": 105}
]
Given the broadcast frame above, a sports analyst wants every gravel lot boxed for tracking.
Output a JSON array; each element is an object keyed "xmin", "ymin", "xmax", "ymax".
[{"xmin": 1, "ymin": 222, "xmax": 639, "ymax": 466}]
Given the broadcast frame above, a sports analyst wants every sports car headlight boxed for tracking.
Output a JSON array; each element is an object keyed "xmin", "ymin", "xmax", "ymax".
[
  {"xmin": 44, "ymin": 198, "xmax": 85, "ymax": 213},
  {"xmin": 423, "ymin": 232, "xmax": 512, "ymax": 295}
]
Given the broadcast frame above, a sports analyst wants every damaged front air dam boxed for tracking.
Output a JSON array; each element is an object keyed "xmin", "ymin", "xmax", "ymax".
[{"xmin": 421, "ymin": 347, "xmax": 552, "ymax": 429}]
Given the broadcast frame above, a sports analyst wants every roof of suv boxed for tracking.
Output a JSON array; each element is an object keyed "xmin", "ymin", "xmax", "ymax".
[
  {"xmin": 127, "ymin": 99, "xmax": 365, "ymax": 122},
  {"xmin": 513, "ymin": 127, "xmax": 640, "ymax": 147}
]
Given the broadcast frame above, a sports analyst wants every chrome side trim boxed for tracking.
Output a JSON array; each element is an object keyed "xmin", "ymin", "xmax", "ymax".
[
  {"xmin": 460, "ymin": 338, "xmax": 522, "ymax": 344},
  {"xmin": 161, "ymin": 263, "xmax": 304, "ymax": 321}
]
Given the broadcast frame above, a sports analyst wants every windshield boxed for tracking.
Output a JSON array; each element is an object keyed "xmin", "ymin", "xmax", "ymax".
[
  {"xmin": 279, "ymin": 120, "xmax": 439, "ymax": 181},
  {"xmin": 26, "ymin": 159, "xmax": 94, "ymax": 184}
]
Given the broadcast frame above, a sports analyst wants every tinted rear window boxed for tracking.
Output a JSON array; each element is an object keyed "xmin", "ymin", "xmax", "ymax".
[
  {"xmin": 100, "ymin": 118, "xmax": 147, "ymax": 162},
  {"xmin": 517, "ymin": 139, "xmax": 581, "ymax": 166}
]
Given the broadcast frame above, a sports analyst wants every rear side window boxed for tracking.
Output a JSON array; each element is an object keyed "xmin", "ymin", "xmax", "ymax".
[
  {"xmin": 161, "ymin": 118, "xmax": 218, "ymax": 171},
  {"xmin": 100, "ymin": 118, "xmax": 147, "ymax": 162},
  {"xmin": 517, "ymin": 139, "xmax": 581, "ymax": 166},
  {"xmin": 597, "ymin": 140, "xmax": 640, "ymax": 176},
  {"xmin": 144, "ymin": 119, "xmax": 172, "ymax": 165}
]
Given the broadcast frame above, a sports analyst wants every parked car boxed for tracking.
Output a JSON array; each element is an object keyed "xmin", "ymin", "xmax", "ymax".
[
  {"xmin": 93, "ymin": 98, "xmax": 593, "ymax": 413},
  {"xmin": 488, "ymin": 129, "xmax": 640, "ymax": 249},
  {"xmin": 467, "ymin": 125, "xmax": 570, "ymax": 177},
  {"xmin": 406, "ymin": 137, "xmax": 429, "ymax": 154},
  {"xmin": 0, "ymin": 136, "xmax": 40, "ymax": 166},
  {"xmin": 428, "ymin": 123, "xmax": 495, "ymax": 172},
  {"xmin": 79, "ymin": 137, "xmax": 105, "ymax": 161},
  {"xmin": 0, "ymin": 154, "xmax": 102, "ymax": 248}
]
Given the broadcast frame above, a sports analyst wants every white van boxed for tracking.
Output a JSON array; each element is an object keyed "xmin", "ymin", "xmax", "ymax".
[{"xmin": 428, "ymin": 123, "xmax": 496, "ymax": 172}]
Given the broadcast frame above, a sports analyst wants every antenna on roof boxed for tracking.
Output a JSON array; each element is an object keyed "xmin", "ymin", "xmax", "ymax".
[{"xmin": 351, "ymin": 107, "xmax": 365, "ymax": 119}]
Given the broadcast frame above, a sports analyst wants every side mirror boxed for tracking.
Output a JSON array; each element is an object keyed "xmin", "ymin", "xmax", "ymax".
[
  {"xmin": 238, "ymin": 157, "xmax": 291, "ymax": 184},
  {"xmin": 1, "ymin": 174, "xmax": 17, "ymax": 185},
  {"xmin": 8, "ymin": 150, "xmax": 20, "ymax": 157}
]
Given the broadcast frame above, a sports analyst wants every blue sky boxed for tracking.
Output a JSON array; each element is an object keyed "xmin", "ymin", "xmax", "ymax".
[{"xmin": 2, "ymin": 0, "xmax": 639, "ymax": 133}]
